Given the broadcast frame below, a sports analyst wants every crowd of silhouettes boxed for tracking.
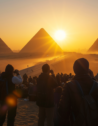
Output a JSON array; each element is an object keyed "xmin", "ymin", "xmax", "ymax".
[
  {"xmin": 14, "ymin": 71, "xmax": 74, "ymax": 100},
  {"xmin": 0, "ymin": 58, "xmax": 98, "ymax": 126},
  {"xmin": 16, "ymin": 71, "xmax": 74, "ymax": 101}
]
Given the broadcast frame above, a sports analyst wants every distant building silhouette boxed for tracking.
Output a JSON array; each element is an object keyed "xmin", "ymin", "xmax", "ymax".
[
  {"xmin": 0, "ymin": 38, "xmax": 12, "ymax": 54},
  {"xmin": 88, "ymin": 38, "xmax": 98, "ymax": 52},
  {"xmin": 19, "ymin": 28, "xmax": 63, "ymax": 55}
]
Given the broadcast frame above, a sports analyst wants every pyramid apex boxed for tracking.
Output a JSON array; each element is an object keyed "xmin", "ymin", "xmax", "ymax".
[
  {"xmin": 40, "ymin": 28, "xmax": 45, "ymax": 30},
  {"xmin": 39, "ymin": 28, "xmax": 46, "ymax": 32},
  {"xmin": 34, "ymin": 28, "xmax": 48, "ymax": 36}
]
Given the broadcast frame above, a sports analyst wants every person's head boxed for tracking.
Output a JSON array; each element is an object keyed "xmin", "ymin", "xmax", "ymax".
[
  {"xmin": 69, "ymin": 73, "xmax": 72, "ymax": 77},
  {"xmin": 73, "ymin": 58, "xmax": 89, "ymax": 75},
  {"xmin": 56, "ymin": 74, "xmax": 61, "ymax": 82},
  {"xmin": 42, "ymin": 64, "xmax": 50, "ymax": 74},
  {"xmin": 5, "ymin": 64, "xmax": 14, "ymax": 76}
]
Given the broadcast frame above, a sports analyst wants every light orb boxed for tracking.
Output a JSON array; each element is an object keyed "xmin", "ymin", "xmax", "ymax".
[{"xmin": 54, "ymin": 30, "xmax": 66, "ymax": 41}]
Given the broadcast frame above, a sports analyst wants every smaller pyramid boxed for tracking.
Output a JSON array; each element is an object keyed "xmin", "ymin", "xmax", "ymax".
[
  {"xmin": 0, "ymin": 38, "xmax": 12, "ymax": 54},
  {"xmin": 88, "ymin": 39, "xmax": 98, "ymax": 52}
]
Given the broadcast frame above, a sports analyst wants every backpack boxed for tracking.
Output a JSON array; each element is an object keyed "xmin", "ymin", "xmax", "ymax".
[
  {"xmin": 0, "ymin": 78, "xmax": 8, "ymax": 102},
  {"xmin": 71, "ymin": 80, "xmax": 98, "ymax": 126}
]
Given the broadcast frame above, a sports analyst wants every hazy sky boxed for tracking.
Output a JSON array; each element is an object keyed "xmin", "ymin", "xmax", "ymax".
[{"xmin": 0, "ymin": 0, "xmax": 98, "ymax": 52}]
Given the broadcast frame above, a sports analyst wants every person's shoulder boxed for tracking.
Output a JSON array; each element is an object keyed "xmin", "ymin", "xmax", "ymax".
[
  {"xmin": 0, "ymin": 72, "xmax": 7, "ymax": 79},
  {"xmin": 93, "ymin": 81, "xmax": 98, "ymax": 89},
  {"xmin": 64, "ymin": 81, "xmax": 75, "ymax": 87},
  {"xmin": 93, "ymin": 80, "xmax": 98, "ymax": 86},
  {"xmin": 63, "ymin": 81, "xmax": 77, "ymax": 92},
  {"xmin": 92, "ymin": 81, "xmax": 98, "ymax": 95},
  {"xmin": 49, "ymin": 75, "xmax": 57, "ymax": 83}
]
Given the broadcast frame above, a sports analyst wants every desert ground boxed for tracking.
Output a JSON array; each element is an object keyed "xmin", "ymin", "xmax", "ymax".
[{"xmin": 3, "ymin": 98, "xmax": 39, "ymax": 126}]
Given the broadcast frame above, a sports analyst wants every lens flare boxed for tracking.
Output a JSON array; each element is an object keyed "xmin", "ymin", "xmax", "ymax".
[{"xmin": 6, "ymin": 96, "xmax": 17, "ymax": 107}]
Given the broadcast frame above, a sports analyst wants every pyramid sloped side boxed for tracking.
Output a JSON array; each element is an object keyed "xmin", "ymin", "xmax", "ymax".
[
  {"xmin": 20, "ymin": 28, "xmax": 63, "ymax": 54},
  {"xmin": 0, "ymin": 38, "xmax": 12, "ymax": 54},
  {"xmin": 88, "ymin": 39, "xmax": 98, "ymax": 52}
]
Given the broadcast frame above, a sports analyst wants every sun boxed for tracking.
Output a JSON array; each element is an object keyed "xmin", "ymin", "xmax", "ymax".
[{"xmin": 54, "ymin": 30, "xmax": 66, "ymax": 41}]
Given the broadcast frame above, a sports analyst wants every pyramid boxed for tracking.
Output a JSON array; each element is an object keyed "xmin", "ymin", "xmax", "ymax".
[
  {"xmin": 88, "ymin": 39, "xmax": 98, "ymax": 52},
  {"xmin": 0, "ymin": 38, "xmax": 12, "ymax": 54},
  {"xmin": 20, "ymin": 28, "xmax": 63, "ymax": 55}
]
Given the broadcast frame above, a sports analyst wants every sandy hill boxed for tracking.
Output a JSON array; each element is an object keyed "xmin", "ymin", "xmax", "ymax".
[
  {"xmin": 19, "ymin": 28, "xmax": 63, "ymax": 56},
  {"xmin": 0, "ymin": 38, "xmax": 12, "ymax": 54},
  {"xmin": 88, "ymin": 39, "xmax": 98, "ymax": 52},
  {"xmin": 19, "ymin": 53, "xmax": 98, "ymax": 77}
]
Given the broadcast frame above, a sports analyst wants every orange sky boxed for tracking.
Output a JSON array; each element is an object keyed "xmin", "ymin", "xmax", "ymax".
[{"xmin": 0, "ymin": 0, "xmax": 98, "ymax": 52}]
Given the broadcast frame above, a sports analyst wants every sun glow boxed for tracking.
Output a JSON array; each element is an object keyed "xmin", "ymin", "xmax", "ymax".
[{"xmin": 54, "ymin": 30, "xmax": 66, "ymax": 41}]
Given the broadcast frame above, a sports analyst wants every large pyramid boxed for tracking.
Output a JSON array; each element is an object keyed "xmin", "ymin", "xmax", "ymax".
[
  {"xmin": 20, "ymin": 28, "xmax": 63, "ymax": 55},
  {"xmin": 88, "ymin": 39, "xmax": 98, "ymax": 52},
  {"xmin": 0, "ymin": 38, "xmax": 12, "ymax": 54}
]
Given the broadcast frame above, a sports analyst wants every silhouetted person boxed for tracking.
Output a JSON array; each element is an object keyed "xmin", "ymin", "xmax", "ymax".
[
  {"xmin": 61, "ymin": 73, "xmax": 64, "ymax": 82},
  {"xmin": 28, "ymin": 82, "xmax": 37, "ymax": 101},
  {"xmin": 63, "ymin": 74, "xmax": 69, "ymax": 83},
  {"xmin": 28, "ymin": 76, "xmax": 33, "ymax": 83},
  {"xmin": 23, "ymin": 73, "xmax": 28, "ymax": 85},
  {"xmin": 58, "ymin": 58, "xmax": 98, "ymax": 126},
  {"xmin": 56, "ymin": 74, "xmax": 61, "ymax": 86},
  {"xmin": 0, "ymin": 64, "xmax": 23, "ymax": 126},
  {"xmin": 36, "ymin": 64, "xmax": 58, "ymax": 126},
  {"xmin": 69, "ymin": 73, "xmax": 73, "ymax": 81},
  {"xmin": 95, "ymin": 73, "xmax": 98, "ymax": 81},
  {"xmin": 54, "ymin": 86, "xmax": 62, "ymax": 126},
  {"xmin": 32, "ymin": 76, "xmax": 37, "ymax": 85}
]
